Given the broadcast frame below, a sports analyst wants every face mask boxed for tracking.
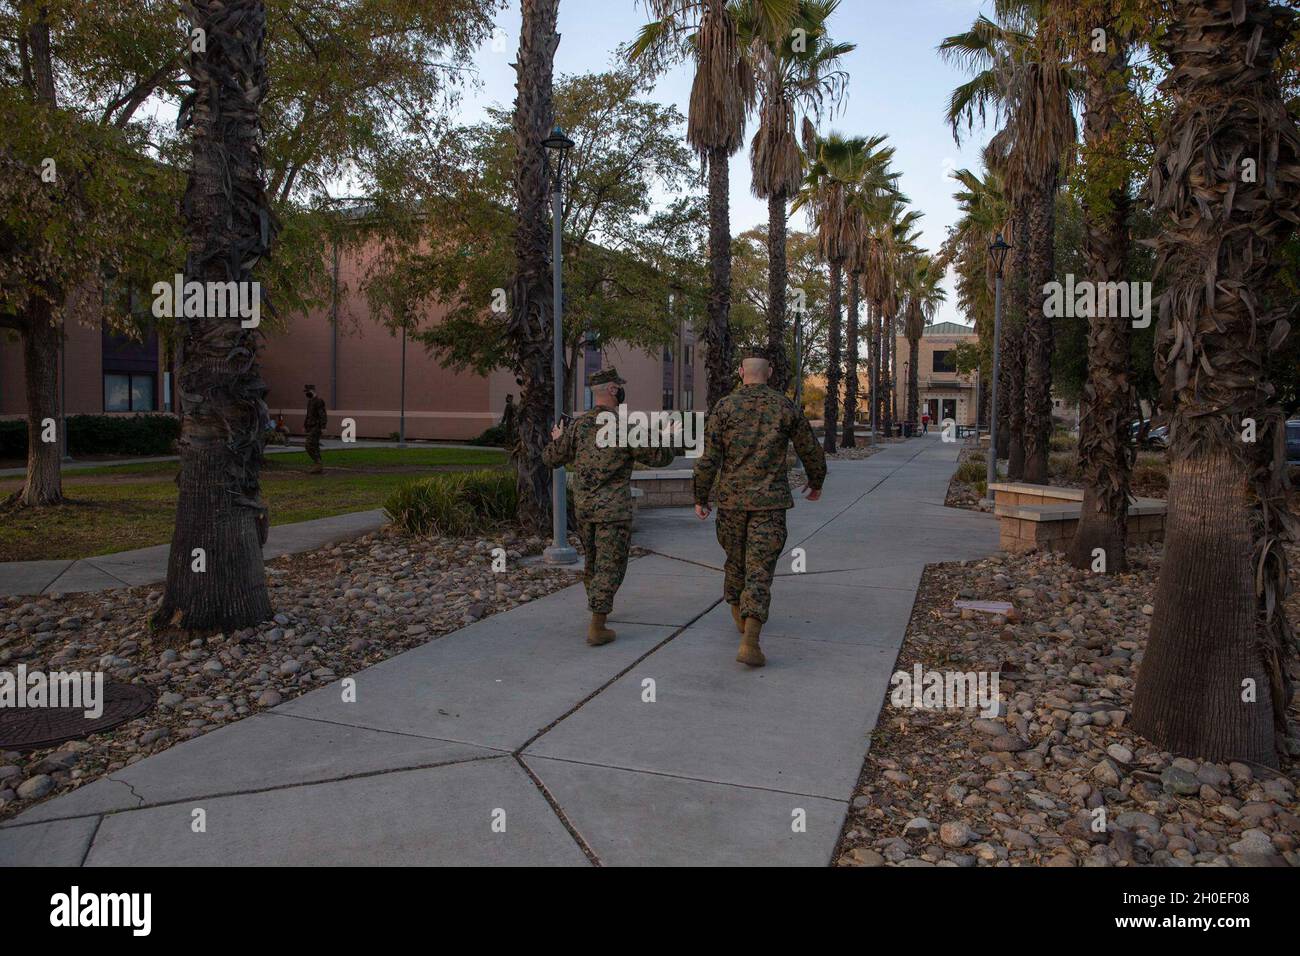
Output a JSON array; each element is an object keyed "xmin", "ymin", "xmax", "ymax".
[{"xmin": 616, "ymin": 387, "xmax": 626, "ymax": 404}]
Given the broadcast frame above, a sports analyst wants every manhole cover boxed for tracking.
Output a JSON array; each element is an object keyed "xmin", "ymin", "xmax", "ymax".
[{"xmin": 0, "ymin": 682, "xmax": 155, "ymax": 751}]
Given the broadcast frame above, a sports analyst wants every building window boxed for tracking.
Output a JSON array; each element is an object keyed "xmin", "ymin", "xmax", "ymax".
[
  {"xmin": 932, "ymin": 350, "xmax": 956, "ymax": 373},
  {"xmin": 104, "ymin": 373, "xmax": 156, "ymax": 412}
]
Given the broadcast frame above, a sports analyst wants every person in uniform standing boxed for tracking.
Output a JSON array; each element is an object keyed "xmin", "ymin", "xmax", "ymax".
[
  {"xmin": 303, "ymin": 385, "xmax": 327, "ymax": 475},
  {"xmin": 693, "ymin": 350, "xmax": 827, "ymax": 667},
  {"xmin": 542, "ymin": 367, "xmax": 675, "ymax": 645}
]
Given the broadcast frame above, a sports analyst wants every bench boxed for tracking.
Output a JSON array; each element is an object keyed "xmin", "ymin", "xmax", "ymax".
[
  {"xmin": 629, "ymin": 469, "xmax": 697, "ymax": 509},
  {"xmin": 989, "ymin": 481, "xmax": 1167, "ymax": 554}
]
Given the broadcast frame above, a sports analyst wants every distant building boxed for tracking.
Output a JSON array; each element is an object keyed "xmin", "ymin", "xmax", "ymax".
[
  {"xmin": 1, "ymin": 238, "xmax": 706, "ymax": 440},
  {"xmin": 895, "ymin": 320, "xmax": 980, "ymax": 427}
]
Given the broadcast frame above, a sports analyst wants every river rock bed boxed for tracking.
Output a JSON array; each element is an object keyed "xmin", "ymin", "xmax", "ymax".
[
  {"xmin": 836, "ymin": 544, "xmax": 1300, "ymax": 867},
  {"xmin": 0, "ymin": 525, "xmax": 585, "ymax": 821}
]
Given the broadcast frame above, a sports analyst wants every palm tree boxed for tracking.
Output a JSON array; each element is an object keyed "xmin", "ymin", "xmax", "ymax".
[
  {"xmin": 841, "ymin": 143, "xmax": 900, "ymax": 445},
  {"xmin": 741, "ymin": 0, "xmax": 852, "ymax": 395},
  {"xmin": 941, "ymin": 1, "xmax": 1078, "ymax": 482},
  {"xmin": 795, "ymin": 131, "xmax": 895, "ymax": 453},
  {"xmin": 1132, "ymin": 0, "xmax": 1299, "ymax": 767},
  {"xmin": 503, "ymin": 0, "xmax": 561, "ymax": 534},
  {"xmin": 155, "ymin": 0, "xmax": 277, "ymax": 630},
  {"xmin": 1064, "ymin": 2, "xmax": 1144, "ymax": 572},
  {"xmin": 902, "ymin": 253, "xmax": 947, "ymax": 425},
  {"xmin": 942, "ymin": 160, "xmax": 1012, "ymax": 439},
  {"xmin": 632, "ymin": 0, "xmax": 787, "ymax": 409}
]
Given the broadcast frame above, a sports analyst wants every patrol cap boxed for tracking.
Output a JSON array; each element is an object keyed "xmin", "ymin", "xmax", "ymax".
[{"xmin": 588, "ymin": 367, "xmax": 626, "ymax": 387}]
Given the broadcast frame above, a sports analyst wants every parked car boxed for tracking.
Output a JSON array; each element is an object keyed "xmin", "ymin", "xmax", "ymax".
[
  {"xmin": 1287, "ymin": 419, "xmax": 1300, "ymax": 467},
  {"xmin": 1145, "ymin": 424, "xmax": 1169, "ymax": 450}
]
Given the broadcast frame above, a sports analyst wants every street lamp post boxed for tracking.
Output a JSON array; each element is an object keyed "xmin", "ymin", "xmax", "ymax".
[
  {"xmin": 542, "ymin": 126, "xmax": 578, "ymax": 565},
  {"xmin": 986, "ymin": 234, "xmax": 1011, "ymax": 495}
]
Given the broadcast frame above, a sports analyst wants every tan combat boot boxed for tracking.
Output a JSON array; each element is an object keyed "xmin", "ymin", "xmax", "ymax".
[
  {"xmin": 736, "ymin": 616, "xmax": 765, "ymax": 667},
  {"xmin": 729, "ymin": 603, "xmax": 744, "ymax": 633},
  {"xmin": 587, "ymin": 612, "xmax": 616, "ymax": 646}
]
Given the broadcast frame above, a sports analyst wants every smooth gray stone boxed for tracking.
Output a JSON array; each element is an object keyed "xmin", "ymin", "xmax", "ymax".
[
  {"xmin": 0, "ymin": 559, "xmax": 72, "ymax": 599},
  {"xmin": 41, "ymin": 562, "xmax": 129, "ymax": 595},
  {"xmin": 8, "ymin": 714, "xmax": 496, "ymax": 828},
  {"xmin": 0, "ymin": 815, "xmax": 100, "ymax": 866},
  {"xmin": 2, "ymin": 777, "xmax": 141, "ymax": 826},
  {"xmin": 279, "ymin": 600, "xmax": 675, "ymax": 750},
  {"xmin": 525, "ymin": 631, "xmax": 899, "ymax": 800},
  {"xmin": 84, "ymin": 757, "xmax": 588, "ymax": 866},
  {"xmin": 525, "ymin": 756, "xmax": 847, "ymax": 866}
]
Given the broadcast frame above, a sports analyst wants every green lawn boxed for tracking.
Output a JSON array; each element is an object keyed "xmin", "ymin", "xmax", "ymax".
[{"xmin": 0, "ymin": 446, "xmax": 508, "ymax": 562}]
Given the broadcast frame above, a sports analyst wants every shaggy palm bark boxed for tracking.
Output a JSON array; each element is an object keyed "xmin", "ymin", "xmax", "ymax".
[
  {"xmin": 881, "ymin": 316, "xmax": 894, "ymax": 437},
  {"xmin": 841, "ymin": 273, "xmax": 860, "ymax": 447},
  {"xmin": 1068, "ymin": 44, "xmax": 1134, "ymax": 573},
  {"xmin": 822, "ymin": 259, "xmax": 842, "ymax": 453},
  {"xmin": 705, "ymin": 147, "xmax": 734, "ymax": 410},
  {"xmin": 868, "ymin": 303, "xmax": 878, "ymax": 434},
  {"xmin": 766, "ymin": 190, "xmax": 791, "ymax": 393},
  {"xmin": 1021, "ymin": 170, "xmax": 1058, "ymax": 484},
  {"xmin": 906, "ymin": 333, "xmax": 919, "ymax": 426},
  {"xmin": 1132, "ymin": 0, "xmax": 1299, "ymax": 766},
  {"xmin": 156, "ymin": 0, "xmax": 276, "ymax": 631},
  {"xmin": 506, "ymin": 0, "xmax": 560, "ymax": 533},
  {"xmin": 1004, "ymin": 204, "xmax": 1030, "ymax": 478}
]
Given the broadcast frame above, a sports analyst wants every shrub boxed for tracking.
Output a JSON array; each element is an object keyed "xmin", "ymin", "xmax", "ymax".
[
  {"xmin": 384, "ymin": 469, "xmax": 517, "ymax": 536},
  {"xmin": 0, "ymin": 414, "xmax": 179, "ymax": 459},
  {"xmin": 966, "ymin": 451, "xmax": 986, "ymax": 465},
  {"xmin": 1049, "ymin": 431, "xmax": 1077, "ymax": 453},
  {"xmin": 470, "ymin": 423, "xmax": 507, "ymax": 447},
  {"xmin": 955, "ymin": 460, "xmax": 985, "ymax": 484},
  {"xmin": 1048, "ymin": 451, "xmax": 1080, "ymax": 482},
  {"xmin": 973, "ymin": 479, "xmax": 987, "ymax": 498}
]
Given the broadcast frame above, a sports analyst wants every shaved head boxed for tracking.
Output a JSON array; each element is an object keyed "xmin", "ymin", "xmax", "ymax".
[{"xmin": 741, "ymin": 357, "xmax": 771, "ymax": 383}]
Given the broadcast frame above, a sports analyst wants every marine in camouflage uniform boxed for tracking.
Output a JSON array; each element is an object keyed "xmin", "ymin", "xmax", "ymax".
[
  {"xmin": 303, "ymin": 385, "xmax": 327, "ymax": 474},
  {"xmin": 693, "ymin": 351, "xmax": 827, "ymax": 666},
  {"xmin": 542, "ymin": 367, "xmax": 674, "ymax": 645}
]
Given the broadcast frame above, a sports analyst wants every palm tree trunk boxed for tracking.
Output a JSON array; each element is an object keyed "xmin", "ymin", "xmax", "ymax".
[
  {"xmin": 1004, "ymin": 202, "xmax": 1030, "ymax": 478},
  {"xmin": 705, "ymin": 146, "xmax": 734, "ymax": 411},
  {"xmin": 882, "ymin": 317, "xmax": 894, "ymax": 437},
  {"xmin": 1132, "ymin": 0, "xmax": 1298, "ymax": 767},
  {"xmin": 841, "ymin": 273, "xmax": 859, "ymax": 447},
  {"xmin": 907, "ymin": 334, "xmax": 919, "ymax": 427},
  {"xmin": 1068, "ymin": 43, "xmax": 1133, "ymax": 573},
  {"xmin": 766, "ymin": 190, "xmax": 791, "ymax": 394},
  {"xmin": 1022, "ymin": 170, "xmax": 1058, "ymax": 484},
  {"xmin": 822, "ymin": 259, "xmax": 842, "ymax": 453},
  {"xmin": 156, "ymin": 0, "xmax": 275, "ymax": 631},
  {"xmin": 506, "ymin": 0, "xmax": 560, "ymax": 534}
]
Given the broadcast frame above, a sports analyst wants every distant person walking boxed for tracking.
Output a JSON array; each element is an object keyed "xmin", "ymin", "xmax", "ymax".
[
  {"xmin": 921, "ymin": 410, "xmax": 930, "ymax": 434},
  {"xmin": 693, "ymin": 349, "xmax": 827, "ymax": 667},
  {"xmin": 303, "ymin": 385, "xmax": 327, "ymax": 474}
]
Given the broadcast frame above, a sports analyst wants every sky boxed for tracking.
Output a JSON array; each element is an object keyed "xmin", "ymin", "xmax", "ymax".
[{"xmin": 454, "ymin": 0, "xmax": 998, "ymax": 327}]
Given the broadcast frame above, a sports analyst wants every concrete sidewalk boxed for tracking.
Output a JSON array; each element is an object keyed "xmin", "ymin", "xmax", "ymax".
[
  {"xmin": 0, "ymin": 510, "xmax": 387, "ymax": 599},
  {"xmin": 0, "ymin": 435, "xmax": 998, "ymax": 866}
]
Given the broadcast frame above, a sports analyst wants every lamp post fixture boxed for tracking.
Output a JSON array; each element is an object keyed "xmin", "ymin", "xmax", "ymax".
[
  {"xmin": 986, "ymin": 233, "xmax": 1011, "ymax": 495},
  {"xmin": 542, "ymin": 126, "xmax": 578, "ymax": 565}
]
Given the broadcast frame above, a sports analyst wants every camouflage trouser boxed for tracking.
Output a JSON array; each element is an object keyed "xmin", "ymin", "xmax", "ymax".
[
  {"xmin": 715, "ymin": 508, "xmax": 788, "ymax": 623},
  {"xmin": 305, "ymin": 429, "xmax": 323, "ymax": 465},
  {"xmin": 579, "ymin": 520, "xmax": 631, "ymax": 614}
]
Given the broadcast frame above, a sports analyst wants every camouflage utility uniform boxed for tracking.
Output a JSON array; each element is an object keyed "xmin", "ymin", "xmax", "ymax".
[
  {"xmin": 304, "ymin": 392, "xmax": 327, "ymax": 471},
  {"xmin": 541, "ymin": 402, "xmax": 674, "ymax": 614},
  {"xmin": 693, "ymin": 383, "xmax": 827, "ymax": 623}
]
